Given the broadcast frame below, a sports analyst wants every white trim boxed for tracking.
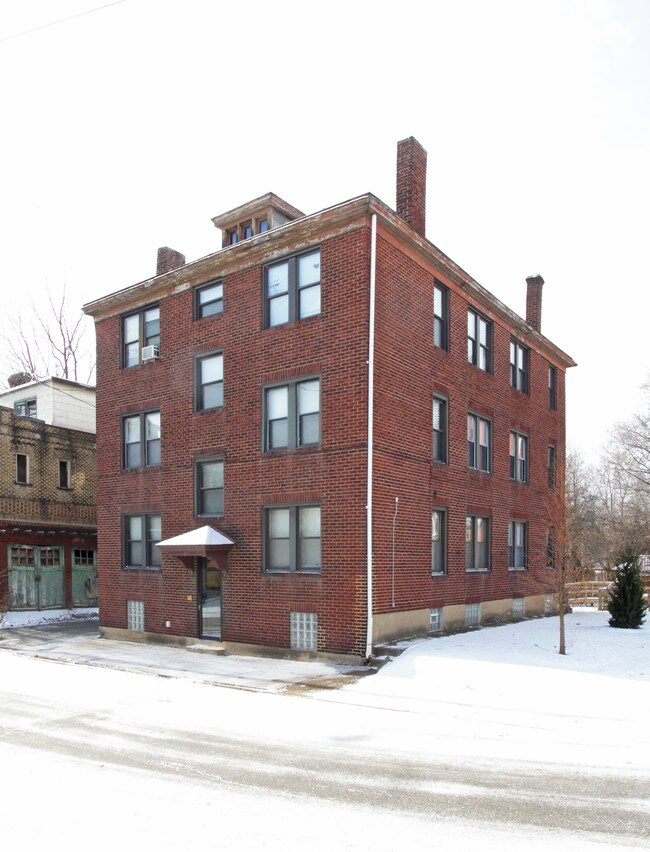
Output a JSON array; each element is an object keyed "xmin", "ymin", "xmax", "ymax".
[{"xmin": 366, "ymin": 214, "xmax": 377, "ymax": 659}]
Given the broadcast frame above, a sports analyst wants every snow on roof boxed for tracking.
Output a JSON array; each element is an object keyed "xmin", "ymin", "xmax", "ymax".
[{"xmin": 157, "ymin": 525, "xmax": 235, "ymax": 549}]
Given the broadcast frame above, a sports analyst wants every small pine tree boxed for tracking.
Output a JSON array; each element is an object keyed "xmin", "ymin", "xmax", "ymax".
[{"xmin": 608, "ymin": 551, "xmax": 648, "ymax": 629}]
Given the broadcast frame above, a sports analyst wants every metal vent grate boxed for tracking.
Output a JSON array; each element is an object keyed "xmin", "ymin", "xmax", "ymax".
[
  {"xmin": 127, "ymin": 599, "xmax": 145, "ymax": 632},
  {"xmin": 512, "ymin": 597, "xmax": 525, "ymax": 618},
  {"xmin": 290, "ymin": 611, "xmax": 317, "ymax": 651},
  {"xmin": 544, "ymin": 593, "xmax": 553, "ymax": 614},
  {"xmin": 464, "ymin": 602, "xmax": 481, "ymax": 627}
]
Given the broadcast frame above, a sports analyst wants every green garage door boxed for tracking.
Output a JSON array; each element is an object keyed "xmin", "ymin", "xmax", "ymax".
[
  {"xmin": 72, "ymin": 548, "xmax": 98, "ymax": 607},
  {"xmin": 8, "ymin": 545, "xmax": 65, "ymax": 611}
]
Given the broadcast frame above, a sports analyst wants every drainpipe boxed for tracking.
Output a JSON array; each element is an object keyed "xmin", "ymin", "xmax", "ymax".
[
  {"xmin": 366, "ymin": 213, "xmax": 377, "ymax": 660},
  {"xmin": 391, "ymin": 497, "xmax": 399, "ymax": 608}
]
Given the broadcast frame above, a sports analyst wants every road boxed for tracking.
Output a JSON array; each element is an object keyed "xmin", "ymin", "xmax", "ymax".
[{"xmin": 0, "ymin": 631, "xmax": 647, "ymax": 850}]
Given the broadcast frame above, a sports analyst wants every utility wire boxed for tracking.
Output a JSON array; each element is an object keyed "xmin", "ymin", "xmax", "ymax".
[{"xmin": 0, "ymin": 0, "xmax": 128, "ymax": 44}]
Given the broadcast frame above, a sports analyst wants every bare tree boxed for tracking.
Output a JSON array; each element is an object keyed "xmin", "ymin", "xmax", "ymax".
[{"xmin": 0, "ymin": 285, "xmax": 95, "ymax": 386}]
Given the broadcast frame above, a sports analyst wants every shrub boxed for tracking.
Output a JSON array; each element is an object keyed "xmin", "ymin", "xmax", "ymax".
[{"xmin": 607, "ymin": 551, "xmax": 648, "ymax": 629}]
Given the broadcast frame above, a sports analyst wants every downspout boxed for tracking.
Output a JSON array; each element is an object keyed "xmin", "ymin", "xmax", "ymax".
[{"xmin": 365, "ymin": 213, "xmax": 377, "ymax": 659}]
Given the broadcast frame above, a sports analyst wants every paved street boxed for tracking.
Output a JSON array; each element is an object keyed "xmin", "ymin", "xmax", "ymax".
[{"xmin": 0, "ymin": 624, "xmax": 647, "ymax": 850}]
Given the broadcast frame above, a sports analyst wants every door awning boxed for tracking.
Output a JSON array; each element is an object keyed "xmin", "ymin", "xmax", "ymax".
[{"xmin": 157, "ymin": 525, "xmax": 235, "ymax": 569}]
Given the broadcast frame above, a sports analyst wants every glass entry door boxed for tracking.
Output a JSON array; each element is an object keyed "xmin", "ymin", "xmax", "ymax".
[{"xmin": 198, "ymin": 558, "xmax": 222, "ymax": 639}]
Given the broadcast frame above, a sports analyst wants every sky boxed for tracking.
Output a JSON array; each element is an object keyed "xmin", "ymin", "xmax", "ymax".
[{"xmin": 1, "ymin": 0, "xmax": 648, "ymax": 460}]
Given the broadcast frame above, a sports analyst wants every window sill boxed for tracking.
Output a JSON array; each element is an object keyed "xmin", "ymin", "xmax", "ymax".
[
  {"xmin": 466, "ymin": 568, "xmax": 490, "ymax": 574},
  {"xmin": 508, "ymin": 567, "xmax": 527, "ymax": 572},
  {"xmin": 123, "ymin": 566, "xmax": 162, "ymax": 572},
  {"xmin": 431, "ymin": 571, "xmax": 447, "ymax": 578},
  {"xmin": 14, "ymin": 481, "xmax": 31, "ymax": 487},
  {"xmin": 122, "ymin": 466, "xmax": 161, "ymax": 473},
  {"xmin": 264, "ymin": 314, "xmax": 322, "ymax": 332},
  {"xmin": 264, "ymin": 569, "xmax": 321, "ymax": 576}
]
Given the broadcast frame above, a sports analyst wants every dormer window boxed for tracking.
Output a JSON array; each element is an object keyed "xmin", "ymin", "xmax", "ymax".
[{"xmin": 212, "ymin": 193, "xmax": 304, "ymax": 249}]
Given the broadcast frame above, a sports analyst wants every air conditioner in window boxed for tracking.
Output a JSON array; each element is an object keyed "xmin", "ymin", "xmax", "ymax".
[{"xmin": 141, "ymin": 345, "xmax": 160, "ymax": 362}]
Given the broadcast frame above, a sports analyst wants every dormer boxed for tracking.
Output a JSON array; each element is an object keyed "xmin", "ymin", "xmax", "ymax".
[{"xmin": 211, "ymin": 192, "xmax": 304, "ymax": 248}]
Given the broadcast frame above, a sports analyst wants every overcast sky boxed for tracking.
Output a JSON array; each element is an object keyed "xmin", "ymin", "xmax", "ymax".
[{"xmin": 1, "ymin": 0, "xmax": 648, "ymax": 460}]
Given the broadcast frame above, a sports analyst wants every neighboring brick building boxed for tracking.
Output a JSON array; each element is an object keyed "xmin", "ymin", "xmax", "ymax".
[
  {"xmin": 0, "ymin": 378, "xmax": 97, "ymax": 612},
  {"xmin": 83, "ymin": 138, "xmax": 575, "ymax": 661}
]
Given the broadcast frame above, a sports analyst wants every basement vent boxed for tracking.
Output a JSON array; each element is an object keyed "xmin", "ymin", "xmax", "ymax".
[
  {"xmin": 464, "ymin": 603, "xmax": 481, "ymax": 628},
  {"xmin": 127, "ymin": 599, "xmax": 145, "ymax": 632},
  {"xmin": 544, "ymin": 593, "xmax": 554, "ymax": 614},
  {"xmin": 429, "ymin": 607, "xmax": 443, "ymax": 634},
  {"xmin": 290, "ymin": 612, "xmax": 317, "ymax": 651},
  {"xmin": 512, "ymin": 597, "xmax": 525, "ymax": 618}
]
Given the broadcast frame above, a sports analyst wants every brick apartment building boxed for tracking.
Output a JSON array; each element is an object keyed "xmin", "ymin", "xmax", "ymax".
[
  {"xmin": 0, "ymin": 377, "xmax": 97, "ymax": 612},
  {"xmin": 83, "ymin": 137, "xmax": 574, "ymax": 661}
]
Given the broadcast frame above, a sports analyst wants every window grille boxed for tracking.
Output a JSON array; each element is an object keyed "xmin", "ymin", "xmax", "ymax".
[
  {"xmin": 290, "ymin": 612, "xmax": 317, "ymax": 651},
  {"xmin": 512, "ymin": 597, "xmax": 525, "ymax": 618}
]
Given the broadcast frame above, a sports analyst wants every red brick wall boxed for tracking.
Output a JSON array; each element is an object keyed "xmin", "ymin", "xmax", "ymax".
[
  {"xmin": 95, "ymin": 228, "xmax": 372, "ymax": 655},
  {"xmin": 93, "ymin": 208, "xmax": 568, "ymax": 655},
  {"xmin": 371, "ymin": 226, "xmax": 565, "ymax": 616}
]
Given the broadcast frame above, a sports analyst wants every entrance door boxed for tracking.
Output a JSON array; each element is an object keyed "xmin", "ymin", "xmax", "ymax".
[
  {"xmin": 8, "ymin": 545, "xmax": 65, "ymax": 611},
  {"xmin": 199, "ymin": 558, "xmax": 222, "ymax": 639}
]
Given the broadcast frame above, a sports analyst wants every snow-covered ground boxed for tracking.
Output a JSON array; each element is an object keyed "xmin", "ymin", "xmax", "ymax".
[{"xmin": 1, "ymin": 609, "xmax": 648, "ymax": 850}]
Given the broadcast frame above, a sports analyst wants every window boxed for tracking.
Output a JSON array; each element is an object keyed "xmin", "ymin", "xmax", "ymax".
[
  {"xmin": 264, "ymin": 505, "xmax": 321, "ymax": 573},
  {"xmin": 16, "ymin": 453, "xmax": 29, "ymax": 484},
  {"xmin": 467, "ymin": 308, "xmax": 491, "ymax": 371},
  {"xmin": 466, "ymin": 516, "xmax": 490, "ymax": 571},
  {"xmin": 510, "ymin": 340, "xmax": 529, "ymax": 393},
  {"xmin": 544, "ymin": 593, "xmax": 554, "ymax": 613},
  {"xmin": 548, "ymin": 445, "xmax": 556, "ymax": 489},
  {"xmin": 195, "ymin": 280, "xmax": 223, "ymax": 319},
  {"xmin": 546, "ymin": 528, "xmax": 556, "ymax": 570},
  {"xmin": 258, "ymin": 218, "xmax": 268, "ymax": 234},
  {"xmin": 432, "ymin": 509, "xmax": 446, "ymax": 574},
  {"xmin": 195, "ymin": 352, "xmax": 224, "ymax": 411},
  {"xmin": 124, "ymin": 514, "xmax": 162, "ymax": 569},
  {"xmin": 264, "ymin": 249, "xmax": 321, "ymax": 327},
  {"xmin": 429, "ymin": 608, "xmax": 443, "ymax": 633},
  {"xmin": 432, "ymin": 396, "xmax": 447, "ymax": 463},
  {"xmin": 549, "ymin": 365, "xmax": 557, "ymax": 410},
  {"xmin": 227, "ymin": 229, "xmax": 238, "ymax": 245},
  {"xmin": 290, "ymin": 612, "xmax": 318, "ymax": 651},
  {"xmin": 58, "ymin": 460, "xmax": 71, "ymax": 489},
  {"xmin": 123, "ymin": 411, "xmax": 161, "ymax": 469},
  {"xmin": 9, "ymin": 545, "xmax": 35, "ymax": 566},
  {"xmin": 508, "ymin": 521, "xmax": 527, "ymax": 569},
  {"xmin": 433, "ymin": 281, "xmax": 448, "ymax": 350},
  {"xmin": 467, "ymin": 413, "xmax": 491, "ymax": 472},
  {"xmin": 123, "ymin": 305, "xmax": 160, "ymax": 367},
  {"xmin": 242, "ymin": 221, "xmax": 253, "ymax": 240},
  {"xmin": 73, "ymin": 548, "xmax": 96, "ymax": 567},
  {"xmin": 509, "ymin": 431, "xmax": 528, "ymax": 482},
  {"xmin": 464, "ymin": 603, "xmax": 481, "ymax": 627},
  {"xmin": 512, "ymin": 597, "xmax": 525, "ymax": 618},
  {"xmin": 14, "ymin": 398, "xmax": 37, "ymax": 418},
  {"xmin": 264, "ymin": 378, "xmax": 320, "ymax": 450},
  {"xmin": 127, "ymin": 600, "xmax": 145, "ymax": 632},
  {"xmin": 196, "ymin": 459, "xmax": 224, "ymax": 517}
]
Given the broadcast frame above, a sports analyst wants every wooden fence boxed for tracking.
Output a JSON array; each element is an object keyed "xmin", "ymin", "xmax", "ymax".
[{"xmin": 566, "ymin": 577, "xmax": 650, "ymax": 611}]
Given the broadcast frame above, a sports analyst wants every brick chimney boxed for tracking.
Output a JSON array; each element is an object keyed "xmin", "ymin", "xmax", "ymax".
[
  {"xmin": 526, "ymin": 275, "xmax": 544, "ymax": 332},
  {"xmin": 156, "ymin": 246, "xmax": 185, "ymax": 275},
  {"xmin": 396, "ymin": 137, "xmax": 427, "ymax": 237}
]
